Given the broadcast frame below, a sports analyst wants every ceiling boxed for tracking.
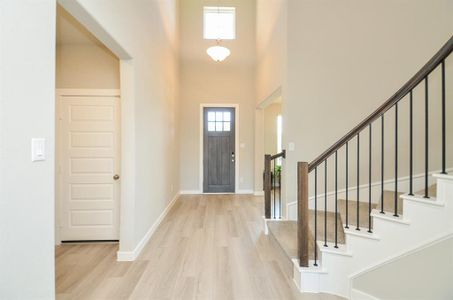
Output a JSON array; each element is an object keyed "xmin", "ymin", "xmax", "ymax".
[{"xmin": 56, "ymin": 5, "xmax": 103, "ymax": 46}]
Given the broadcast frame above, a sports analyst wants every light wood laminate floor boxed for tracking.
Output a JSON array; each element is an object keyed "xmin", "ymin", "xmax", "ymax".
[{"xmin": 56, "ymin": 194, "xmax": 343, "ymax": 300}]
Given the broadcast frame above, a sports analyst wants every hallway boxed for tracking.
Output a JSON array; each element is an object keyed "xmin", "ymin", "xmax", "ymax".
[{"xmin": 56, "ymin": 195, "xmax": 341, "ymax": 300}]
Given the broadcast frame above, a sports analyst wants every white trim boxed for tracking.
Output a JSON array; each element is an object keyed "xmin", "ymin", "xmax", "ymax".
[
  {"xmin": 257, "ymin": 87, "xmax": 282, "ymax": 109},
  {"xmin": 117, "ymin": 192, "xmax": 180, "ymax": 261},
  {"xmin": 55, "ymin": 89, "xmax": 120, "ymax": 97},
  {"xmin": 350, "ymin": 289, "xmax": 380, "ymax": 300},
  {"xmin": 237, "ymin": 189, "xmax": 254, "ymax": 194},
  {"xmin": 199, "ymin": 104, "xmax": 239, "ymax": 194},
  {"xmin": 180, "ymin": 190, "xmax": 202, "ymax": 195},
  {"xmin": 254, "ymin": 191, "xmax": 264, "ymax": 196}
]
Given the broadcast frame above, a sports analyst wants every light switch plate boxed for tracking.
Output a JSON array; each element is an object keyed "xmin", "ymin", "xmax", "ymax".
[
  {"xmin": 32, "ymin": 138, "xmax": 46, "ymax": 162},
  {"xmin": 288, "ymin": 142, "xmax": 295, "ymax": 151}
]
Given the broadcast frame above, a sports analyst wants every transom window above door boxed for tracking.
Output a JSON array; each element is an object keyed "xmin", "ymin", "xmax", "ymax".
[
  {"xmin": 207, "ymin": 111, "xmax": 231, "ymax": 131},
  {"xmin": 203, "ymin": 6, "xmax": 236, "ymax": 40}
]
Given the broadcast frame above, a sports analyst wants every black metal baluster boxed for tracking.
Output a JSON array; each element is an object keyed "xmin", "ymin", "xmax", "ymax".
[
  {"xmin": 278, "ymin": 169, "xmax": 282, "ymax": 219},
  {"xmin": 314, "ymin": 167, "xmax": 318, "ymax": 266},
  {"xmin": 368, "ymin": 124, "xmax": 372, "ymax": 233},
  {"xmin": 345, "ymin": 142, "xmax": 349, "ymax": 229},
  {"xmin": 273, "ymin": 160, "xmax": 276, "ymax": 218},
  {"xmin": 442, "ymin": 61, "xmax": 447, "ymax": 174},
  {"xmin": 409, "ymin": 91, "xmax": 414, "ymax": 196},
  {"xmin": 335, "ymin": 151, "xmax": 338, "ymax": 248},
  {"xmin": 424, "ymin": 77, "xmax": 430, "ymax": 199},
  {"xmin": 394, "ymin": 103, "xmax": 399, "ymax": 217},
  {"xmin": 381, "ymin": 115, "xmax": 385, "ymax": 213},
  {"xmin": 324, "ymin": 159, "xmax": 328, "ymax": 247},
  {"xmin": 356, "ymin": 133, "xmax": 360, "ymax": 231}
]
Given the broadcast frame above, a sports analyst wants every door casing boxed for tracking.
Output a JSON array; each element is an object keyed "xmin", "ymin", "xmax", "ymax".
[{"xmin": 199, "ymin": 103, "xmax": 239, "ymax": 194}]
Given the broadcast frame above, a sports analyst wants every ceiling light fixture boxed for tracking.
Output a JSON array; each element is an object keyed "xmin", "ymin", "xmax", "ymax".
[{"xmin": 207, "ymin": 40, "xmax": 231, "ymax": 62}]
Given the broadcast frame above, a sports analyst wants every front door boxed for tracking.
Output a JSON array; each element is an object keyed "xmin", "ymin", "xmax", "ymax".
[
  {"xmin": 203, "ymin": 107, "xmax": 236, "ymax": 193},
  {"xmin": 58, "ymin": 93, "xmax": 120, "ymax": 241}
]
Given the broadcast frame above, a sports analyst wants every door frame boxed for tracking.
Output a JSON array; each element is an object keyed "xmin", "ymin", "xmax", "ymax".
[
  {"xmin": 55, "ymin": 88, "xmax": 121, "ymax": 244},
  {"xmin": 199, "ymin": 103, "xmax": 239, "ymax": 194}
]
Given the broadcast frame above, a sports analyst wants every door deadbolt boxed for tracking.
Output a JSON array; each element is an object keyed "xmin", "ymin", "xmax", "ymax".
[{"xmin": 113, "ymin": 174, "xmax": 120, "ymax": 180}]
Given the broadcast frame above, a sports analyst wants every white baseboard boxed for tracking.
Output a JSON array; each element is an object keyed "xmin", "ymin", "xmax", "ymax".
[
  {"xmin": 180, "ymin": 189, "xmax": 254, "ymax": 195},
  {"xmin": 254, "ymin": 191, "xmax": 264, "ymax": 196},
  {"xmin": 350, "ymin": 289, "xmax": 379, "ymax": 300},
  {"xmin": 180, "ymin": 190, "xmax": 201, "ymax": 195},
  {"xmin": 237, "ymin": 189, "xmax": 254, "ymax": 194},
  {"xmin": 117, "ymin": 192, "xmax": 180, "ymax": 261}
]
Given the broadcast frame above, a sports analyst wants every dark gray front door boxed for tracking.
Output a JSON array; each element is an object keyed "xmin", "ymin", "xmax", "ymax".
[{"xmin": 203, "ymin": 107, "xmax": 235, "ymax": 193}]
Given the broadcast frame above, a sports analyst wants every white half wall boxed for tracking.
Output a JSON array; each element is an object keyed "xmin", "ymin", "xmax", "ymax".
[{"xmin": 0, "ymin": 1, "xmax": 56, "ymax": 298}]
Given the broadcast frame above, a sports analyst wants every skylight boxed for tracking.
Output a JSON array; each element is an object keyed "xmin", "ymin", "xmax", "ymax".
[{"xmin": 203, "ymin": 7, "xmax": 236, "ymax": 40}]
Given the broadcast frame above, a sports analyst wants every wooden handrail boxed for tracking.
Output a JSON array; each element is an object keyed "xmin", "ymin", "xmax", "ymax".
[
  {"xmin": 270, "ymin": 149, "xmax": 286, "ymax": 161},
  {"xmin": 309, "ymin": 36, "xmax": 453, "ymax": 172}
]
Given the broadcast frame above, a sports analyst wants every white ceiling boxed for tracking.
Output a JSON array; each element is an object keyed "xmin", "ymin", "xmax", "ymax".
[{"xmin": 56, "ymin": 5, "xmax": 103, "ymax": 46}]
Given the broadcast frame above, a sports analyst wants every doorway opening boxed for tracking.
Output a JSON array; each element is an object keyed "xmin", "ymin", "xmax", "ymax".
[{"xmin": 55, "ymin": 5, "xmax": 121, "ymax": 243}]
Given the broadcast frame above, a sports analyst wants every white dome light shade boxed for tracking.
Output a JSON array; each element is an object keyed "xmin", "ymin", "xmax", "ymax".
[{"xmin": 206, "ymin": 45, "xmax": 231, "ymax": 62}]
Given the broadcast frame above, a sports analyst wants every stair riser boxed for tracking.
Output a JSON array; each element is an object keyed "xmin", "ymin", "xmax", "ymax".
[{"xmin": 301, "ymin": 175, "xmax": 453, "ymax": 298}]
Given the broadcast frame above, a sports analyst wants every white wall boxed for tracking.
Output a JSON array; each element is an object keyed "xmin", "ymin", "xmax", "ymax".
[
  {"xmin": 179, "ymin": 0, "xmax": 256, "ymax": 193},
  {"xmin": 0, "ymin": 1, "xmax": 56, "ymax": 298},
  {"xmin": 352, "ymin": 234, "xmax": 453, "ymax": 300},
  {"xmin": 284, "ymin": 0, "xmax": 453, "ymax": 205},
  {"xmin": 59, "ymin": 0, "xmax": 180, "ymax": 255}
]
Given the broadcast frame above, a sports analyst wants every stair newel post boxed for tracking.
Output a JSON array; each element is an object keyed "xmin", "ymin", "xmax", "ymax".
[
  {"xmin": 264, "ymin": 154, "xmax": 272, "ymax": 219},
  {"xmin": 298, "ymin": 162, "xmax": 309, "ymax": 267}
]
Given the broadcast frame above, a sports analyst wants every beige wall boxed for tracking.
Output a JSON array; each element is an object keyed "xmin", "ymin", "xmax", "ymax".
[
  {"xmin": 264, "ymin": 102, "xmax": 281, "ymax": 155},
  {"xmin": 254, "ymin": 0, "xmax": 286, "ymax": 193},
  {"xmin": 0, "ymin": 1, "xmax": 56, "ymax": 298},
  {"xmin": 56, "ymin": 5, "xmax": 120, "ymax": 89},
  {"xmin": 284, "ymin": 0, "xmax": 453, "ymax": 204},
  {"xmin": 56, "ymin": 44, "xmax": 119, "ymax": 89},
  {"xmin": 256, "ymin": 0, "xmax": 286, "ymax": 104},
  {"xmin": 59, "ymin": 0, "xmax": 180, "ymax": 253},
  {"xmin": 179, "ymin": 0, "xmax": 256, "ymax": 193}
]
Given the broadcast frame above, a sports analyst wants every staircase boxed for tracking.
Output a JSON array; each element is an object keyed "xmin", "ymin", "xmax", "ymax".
[{"xmin": 263, "ymin": 36, "xmax": 453, "ymax": 299}]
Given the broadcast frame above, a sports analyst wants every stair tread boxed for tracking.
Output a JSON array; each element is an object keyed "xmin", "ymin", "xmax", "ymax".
[
  {"xmin": 266, "ymin": 185, "xmax": 437, "ymax": 265},
  {"xmin": 267, "ymin": 210, "xmax": 345, "ymax": 261}
]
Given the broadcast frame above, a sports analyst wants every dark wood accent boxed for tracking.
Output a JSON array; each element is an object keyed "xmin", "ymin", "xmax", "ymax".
[
  {"xmin": 264, "ymin": 154, "xmax": 272, "ymax": 218},
  {"xmin": 270, "ymin": 149, "xmax": 286, "ymax": 160},
  {"xmin": 309, "ymin": 36, "xmax": 453, "ymax": 172},
  {"xmin": 297, "ymin": 162, "xmax": 309, "ymax": 267}
]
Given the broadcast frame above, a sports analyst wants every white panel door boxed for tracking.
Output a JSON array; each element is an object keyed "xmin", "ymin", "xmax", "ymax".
[{"xmin": 58, "ymin": 94, "xmax": 120, "ymax": 241}]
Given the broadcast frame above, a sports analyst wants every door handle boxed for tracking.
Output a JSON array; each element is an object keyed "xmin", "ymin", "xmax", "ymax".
[{"xmin": 113, "ymin": 174, "xmax": 120, "ymax": 180}]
